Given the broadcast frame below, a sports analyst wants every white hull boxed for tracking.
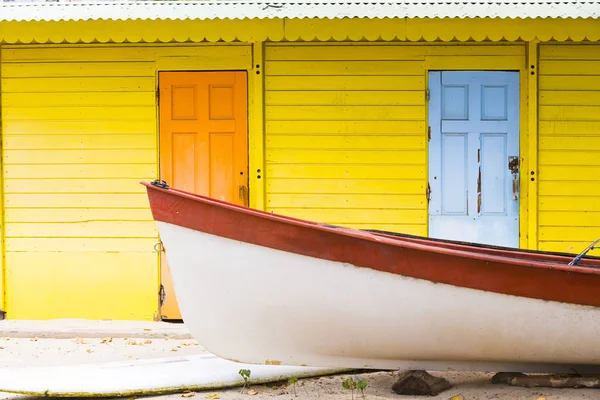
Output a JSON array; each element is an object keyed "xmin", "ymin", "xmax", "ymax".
[
  {"xmin": 159, "ymin": 222, "xmax": 600, "ymax": 373},
  {"xmin": 0, "ymin": 353, "xmax": 343, "ymax": 397}
]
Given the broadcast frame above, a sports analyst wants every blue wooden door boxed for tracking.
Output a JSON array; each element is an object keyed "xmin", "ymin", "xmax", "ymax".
[{"xmin": 428, "ymin": 71, "xmax": 520, "ymax": 247}]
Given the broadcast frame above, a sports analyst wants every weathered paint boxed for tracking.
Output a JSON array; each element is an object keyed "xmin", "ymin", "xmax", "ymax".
[
  {"xmin": 428, "ymin": 71, "xmax": 521, "ymax": 247},
  {"xmin": 0, "ymin": 43, "xmax": 253, "ymax": 320},
  {"xmin": 537, "ymin": 43, "xmax": 600, "ymax": 256}
]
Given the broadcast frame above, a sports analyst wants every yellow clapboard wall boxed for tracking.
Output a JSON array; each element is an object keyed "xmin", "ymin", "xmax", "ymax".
[
  {"xmin": 264, "ymin": 43, "xmax": 427, "ymax": 235},
  {"xmin": 0, "ymin": 44, "xmax": 251, "ymax": 319},
  {"xmin": 264, "ymin": 43, "xmax": 525, "ymax": 236},
  {"xmin": 3, "ymin": 40, "xmax": 598, "ymax": 318},
  {"xmin": 538, "ymin": 44, "xmax": 600, "ymax": 256}
]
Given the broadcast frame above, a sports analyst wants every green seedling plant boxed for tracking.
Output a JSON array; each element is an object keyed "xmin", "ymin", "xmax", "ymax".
[
  {"xmin": 342, "ymin": 377, "xmax": 368, "ymax": 399},
  {"xmin": 238, "ymin": 369, "xmax": 252, "ymax": 393},
  {"xmin": 288, "ymin": 376, "xmax": 298, "ymax": 396},
  {"xmin": 342, "ymin": 378, "xmax": 356, "ymax": 400},
  {"xmin": 356, "ymin": 378, "xmax": 368, "ymax": 398}
]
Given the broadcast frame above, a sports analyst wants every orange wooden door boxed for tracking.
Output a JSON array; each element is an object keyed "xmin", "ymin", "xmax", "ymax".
[{"xmin": 158, "ymin": 71, "xmax": 248, "ymax": 320}]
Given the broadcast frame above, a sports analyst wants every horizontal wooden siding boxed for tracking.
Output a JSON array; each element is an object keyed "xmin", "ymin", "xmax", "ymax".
[
  {"xmin": 264, "ymin": 44, "xmax": 427, "ymax": 235},
  {"xmin": 538, "ymin": 44, "xmax": 600, "ymax": 255},
  {"xmin": 0, "ymin": 44, "xmax": 251, "ymax": 319},
  {"xmin": 264, "ymin": 43, "xmax": 525, "ymax": 237}
]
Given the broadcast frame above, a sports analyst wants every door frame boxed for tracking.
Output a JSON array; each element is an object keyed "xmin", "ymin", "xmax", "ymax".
[
  {"xmin": 427, "ymin": 70, "xmax": 521, "ymax": 247},
  {"xmin": 153, "ymin": 43, "xmax": 263, "ymax": 320},
  {"xmin": 424, "ymin": 43, "xmax": 535, "ymax": 250},
  {"xmin": 154, "ymin": 44, "xmax": 264, "ymax": 210}
]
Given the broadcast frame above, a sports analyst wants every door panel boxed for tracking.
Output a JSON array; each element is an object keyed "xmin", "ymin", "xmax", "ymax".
[
  {"xmin": 441, "ymin": 133, "xmax": 468, "ymax": 215},
  {"xmin": 428, "ymin": 71, "xmax": 520, "ymax": 248},
  {"xmin": 158, "ymin": 71, "xmax": 248, "ymax": 320}
]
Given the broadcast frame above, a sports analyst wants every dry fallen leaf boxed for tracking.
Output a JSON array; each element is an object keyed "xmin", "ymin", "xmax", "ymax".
[
  {"xmin": 205, "ymin": 394, "xmax": 220, "ymax": 399},
  {"xmin": 4, "ymin": 337, "xmax": 9, "ymax": 341},
  {"xmin": 101, "ymin": 337, "xmax": 113, "ymax": 344},
  {"xmin": 449, "ymin": 396, "xmax": 464, "ymax": 400},
  {"xmin": 0, "ymin": 346, "xmax": 4, "ymax": 350},
  {"xmin": 144, "ymin": 340, "xmax": 152, "ymax": 345},
  {"xmin": 247, "ymin": 389, "xmax": 258, "ymax": 396},
  {"xmin": 75, "ymin": 337, "xmax": 88, "ymax": 345},
  {"xmin": 30, "ymin": 337, "xmax": 38, "ymax": 342},
  {"xmin": 86, "ymin": 349, "xmax": 93, "ymax": 353},
  {"xmin": 536, "ymin": 397, "xmax": 547, "ymax": 400},
  {"xmin": 171, "ymin": 349, "xmax": 179, "ymax": 352},
  {"xmin": 181, "ymin": 391, "xmax": 196, "ymax": 398}
]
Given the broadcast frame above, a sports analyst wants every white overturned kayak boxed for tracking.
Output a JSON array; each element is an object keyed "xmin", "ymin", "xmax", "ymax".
[{"xmin": 0, "ymin": 353, "xmax": 346, "ymax": 397}]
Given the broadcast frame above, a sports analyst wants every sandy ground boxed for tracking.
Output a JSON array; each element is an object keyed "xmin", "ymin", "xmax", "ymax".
[{"xmin": 0, "ymin": 337, "xmax": 598, "ymax": 400}]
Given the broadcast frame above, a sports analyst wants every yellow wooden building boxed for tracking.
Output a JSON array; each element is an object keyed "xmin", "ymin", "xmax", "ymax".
[{"xmin": 0, "ymin": 1, "xmax": 598, "ymax": 321}]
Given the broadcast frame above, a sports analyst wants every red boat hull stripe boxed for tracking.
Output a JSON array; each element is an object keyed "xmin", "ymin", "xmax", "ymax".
[{"xmin": 143, "ymin": 183, "xmax": 600, "ymax": 308}]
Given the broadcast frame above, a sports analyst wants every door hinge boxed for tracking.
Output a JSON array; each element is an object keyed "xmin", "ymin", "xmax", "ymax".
[
  {"xmin": 156, "ymin": 88, "xmax": 160, "ymax": 105},
  {"xmin": 426, "ymin": 89, "xmax": 430, "ymax": 102},
  {"xmin": 159, "ymin": 284, "xmax": 166, "ymax": 307},
  {"xmin": 426, "ymin": 182, "xmax": 431, "ymax": 203},
  {"xmin": 428, "ymin": 126, "xmax": 431, "ymax": 141}
]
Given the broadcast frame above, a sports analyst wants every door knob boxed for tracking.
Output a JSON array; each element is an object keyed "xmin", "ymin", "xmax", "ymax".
[{"xmin": 508, "ymin": 156, "xmax": 519, "ymax": 200}]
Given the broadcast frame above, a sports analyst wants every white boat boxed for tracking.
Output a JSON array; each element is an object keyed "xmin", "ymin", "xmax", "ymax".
[{"xmin": 143, "ymin": 180, "xmax": 600, "ymax": 374}]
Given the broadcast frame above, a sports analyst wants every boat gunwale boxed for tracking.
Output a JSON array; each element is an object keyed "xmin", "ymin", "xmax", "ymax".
[
  {"xmin": 141, "ymin": 181, "xmax": 600, "ymax": 277},
  {"xmin": 143, "ymin": 182, "xmax": 600, "ymax": 264}
]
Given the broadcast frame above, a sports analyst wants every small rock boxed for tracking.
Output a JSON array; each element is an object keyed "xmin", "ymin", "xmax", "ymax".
[
  {"xmin": 491, "ymin": 372, "xmax": 527, "ymax": 385},
  {"xmin": 392, "ymin": 370, "xmax": 452, "ymax": 396}
]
